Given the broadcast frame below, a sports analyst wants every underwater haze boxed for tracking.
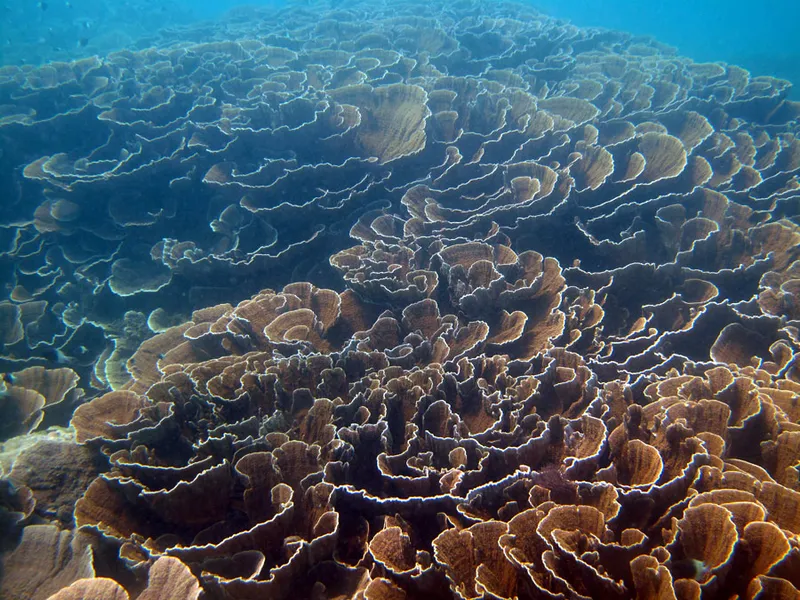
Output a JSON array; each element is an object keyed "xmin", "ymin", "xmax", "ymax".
[
  {"xmin": 1, "ymin": 1, "xmax": 800, "ymax": 599},
  {"xmin": 3, "ymin": 0, "xmax": 800, "ymax": 94},
  {"xmin": 534, "ymin": 0, "xmax": 800, "ymax": 99}
]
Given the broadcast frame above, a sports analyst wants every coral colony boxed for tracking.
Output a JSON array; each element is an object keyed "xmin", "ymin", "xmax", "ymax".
[{"xmin": 1, "ymin": 1, "xmax": 799, "ymax": 598}]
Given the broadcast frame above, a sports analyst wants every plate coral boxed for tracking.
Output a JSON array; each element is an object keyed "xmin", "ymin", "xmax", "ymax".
[{"xmin": 1, "ymin": 1, "xmax": 799, "ymax": 599}]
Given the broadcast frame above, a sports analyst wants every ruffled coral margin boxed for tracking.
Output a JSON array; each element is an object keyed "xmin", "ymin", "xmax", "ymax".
[{"xmin": 0, "ymin": 0, "xmax": 799, "ymax": 598}]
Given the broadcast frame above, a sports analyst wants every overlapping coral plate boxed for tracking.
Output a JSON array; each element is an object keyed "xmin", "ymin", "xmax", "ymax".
[{"xmin": 1, "ymin": 1, "xmax": 799, "ymax": 599}]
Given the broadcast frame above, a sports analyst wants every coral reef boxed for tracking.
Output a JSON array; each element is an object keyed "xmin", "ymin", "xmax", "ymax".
[{"xmin": 0, "ymin": 0, "xmax": 798, "ymax": 598}]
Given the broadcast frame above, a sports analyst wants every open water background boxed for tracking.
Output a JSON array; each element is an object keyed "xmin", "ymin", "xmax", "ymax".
[
  {"xmin": 533, "ymin": 0, "xmax": 800, "ymax": 97},
  {"xmin": 2, "ymin": 0, "xmax": 798, "ymax": 98}
]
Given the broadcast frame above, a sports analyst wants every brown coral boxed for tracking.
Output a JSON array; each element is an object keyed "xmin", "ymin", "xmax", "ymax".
[{"xmin": 0, "ymin": 1, "xmax": 798, "ymax": 599}]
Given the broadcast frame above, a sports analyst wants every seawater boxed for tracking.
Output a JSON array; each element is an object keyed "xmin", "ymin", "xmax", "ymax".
[
  {"xmin": 2, "ymin": 0, "xmax": 799, "ymax": 96},
  {"xmin": 533, "ymin": 0, "xmax": 800, "ymax": 98}
]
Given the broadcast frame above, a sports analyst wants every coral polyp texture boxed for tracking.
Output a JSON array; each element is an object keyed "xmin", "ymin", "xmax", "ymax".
[{"xmin": 1, "ymin": 0, "xmax": 799, "ymax": 598}]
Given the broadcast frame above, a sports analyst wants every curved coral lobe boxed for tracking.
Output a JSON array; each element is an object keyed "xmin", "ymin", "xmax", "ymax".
[{"xmin": 0, "ymin": 0, "xmax": 799, "ymax": 599}]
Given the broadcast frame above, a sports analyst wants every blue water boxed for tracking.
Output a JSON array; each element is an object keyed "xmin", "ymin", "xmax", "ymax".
[
  {"xmin": 533, "ymin": 1, "xmax": 800, "ymax": 97},
  {"xmin": 2, "ymin": 0, "xmax": 799, "ymax": 96}
]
